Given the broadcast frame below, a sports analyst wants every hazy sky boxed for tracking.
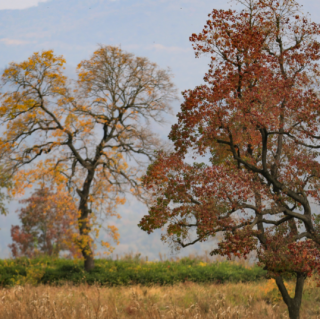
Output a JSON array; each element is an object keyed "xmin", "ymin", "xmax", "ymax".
[
  {"xmin": 0, "ymin": 0, "xmax": 319, "ymax": 260},
  {"xmin": 0, "ymin": 0, "xmax": 48, "ymax": 10}
]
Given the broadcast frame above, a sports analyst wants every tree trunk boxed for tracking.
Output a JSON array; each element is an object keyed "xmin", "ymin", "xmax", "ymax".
[
  {"xmin": 78, "ymin": 211, "xmax": 95, "ymax": 271},
  {"xmin": 77, "ymin": 169, "xmax": 95, "ymax": 272},
  {"xmin": 84, "ymin": 253, "xmax": 95, "ymax": 272},
  {"xmin": 287, "ymin": 302, "xmax": 302, "ymax": 319},
  {"xmin": 275, "ymin": 273, "xmax": 305, "ymax": 319},
  {"xmin": 78, "ymin": 198, "xmax": 95, "ymax": 272}
]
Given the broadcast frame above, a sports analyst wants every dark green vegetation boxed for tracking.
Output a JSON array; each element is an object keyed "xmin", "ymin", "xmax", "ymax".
[{"xmin": 0, "ymin": 256, "xmax": 267, "ymax": 287}]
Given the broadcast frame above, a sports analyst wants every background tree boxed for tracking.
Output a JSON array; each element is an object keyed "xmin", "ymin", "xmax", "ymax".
[
  {"xmin": 0, "ymin": 46, "xmax": 177, "ymax": 271},
  {"xmin": 9, "ymin": 186, "xmax": 80, "ymax": 258},
  {"xmin": 139, "ymin": 1, "xmax": 320, "ymax": 318}
]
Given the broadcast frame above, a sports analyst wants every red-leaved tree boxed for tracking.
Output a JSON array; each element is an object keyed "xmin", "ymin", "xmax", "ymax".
[
  {"xmin": 9, "ymin": 187, "xmax": 80, "ymax": 258},
  {"xmin": 139, "ymin": 1, "xmax": 320, "ymax": 318}
]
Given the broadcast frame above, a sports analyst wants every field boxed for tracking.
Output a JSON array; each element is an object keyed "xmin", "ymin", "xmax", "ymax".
[
  {"xmin": 0, "ymin": 279, "xmax": 319, "ymax": 319},
  {"xmin": 0, "ymin": 254, "xmax": 319, "ymax": 318}
]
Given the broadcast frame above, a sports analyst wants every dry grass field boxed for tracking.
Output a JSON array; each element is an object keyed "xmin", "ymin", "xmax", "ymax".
[{"xmin": 0, "ymin": 278, "xmax": 319, "ymax": 319}]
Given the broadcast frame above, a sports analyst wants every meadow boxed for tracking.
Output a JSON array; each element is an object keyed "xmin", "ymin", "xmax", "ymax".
[
  {"xmin": 0, "ymin": 253, "xmax": 318, "ymax": 318},
  {"xmin": 0, "ymin": 279, "xmax": 319, "ymax": 318}
]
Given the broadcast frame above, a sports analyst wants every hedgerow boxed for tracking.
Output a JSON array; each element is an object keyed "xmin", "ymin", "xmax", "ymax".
[{"xmin": 0, "ymin": 256, "xmax": 267, "ymax": 287}]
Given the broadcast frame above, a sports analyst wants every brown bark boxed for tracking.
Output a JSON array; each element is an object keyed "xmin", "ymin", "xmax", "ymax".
[
  {"xmin": 77, "ymin": 169, "xmax": 95, "ymax": 272},
  {"xmin": 275, "ymin": 273, "xmax": 305, "ymax": 319}
]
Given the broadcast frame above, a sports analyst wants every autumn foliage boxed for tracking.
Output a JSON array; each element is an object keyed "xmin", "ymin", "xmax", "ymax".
[
  {"xmin": 9, "ymin": 187, "xmax": 79, "ymax": 258},
  {"xmin": 139, "ymin": 0, "xmax": 320, "ymax": 318},
  {"xmin": 0, "ymin": 46, "xmax": 177, "ymax": 271}
]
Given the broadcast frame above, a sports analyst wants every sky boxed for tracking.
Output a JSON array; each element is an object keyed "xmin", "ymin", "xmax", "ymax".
[
  {"xmin": 0, "ymin": 0, "xmax": 319, "ymax": 260},
  {"xmin": 0, "ymin": 0, "xmax": 47, "ymax": 10}
]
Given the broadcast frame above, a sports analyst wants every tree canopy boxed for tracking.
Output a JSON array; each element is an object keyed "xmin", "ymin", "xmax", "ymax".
[{"xmin": 139, "ymin": 1, "xmax": 320, "ymax": 318}]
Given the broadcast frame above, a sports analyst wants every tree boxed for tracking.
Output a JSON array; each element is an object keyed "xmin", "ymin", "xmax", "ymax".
[
  {"xmin": 0, "ymin": 46, "xmax": 177, "ymax": 271},
  {"xmin": 139, "ymin": 1, "xmax": 320, "ymax": 318},
  {"xmin": 9, "ymin": 186, "xmax": 80, "ymax": 258}
]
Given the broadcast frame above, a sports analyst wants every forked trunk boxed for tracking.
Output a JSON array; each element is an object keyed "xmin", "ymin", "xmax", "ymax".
[{"xmin": 275, "ymin": 273, "xmax": 305, "ymax": 319}]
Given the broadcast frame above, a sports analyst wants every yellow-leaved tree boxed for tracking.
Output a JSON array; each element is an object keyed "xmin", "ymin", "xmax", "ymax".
[{"xmin": 0, "ymin": 46, "xmax": 177, "ymax": 271}]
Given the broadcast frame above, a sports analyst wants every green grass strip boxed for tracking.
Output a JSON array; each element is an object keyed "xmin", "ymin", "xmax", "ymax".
[{"xmin": 0, "ymin": 256, "xmax": 267, "ymax": 287}]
